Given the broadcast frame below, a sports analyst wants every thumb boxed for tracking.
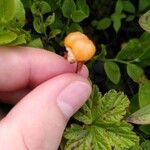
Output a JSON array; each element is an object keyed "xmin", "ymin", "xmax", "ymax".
[{"xmin": 0, "ymin": 74, "xmax": 91, "ymax": 150}]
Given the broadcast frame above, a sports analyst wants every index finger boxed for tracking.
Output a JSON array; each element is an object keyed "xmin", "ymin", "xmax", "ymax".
[{"xmin": 0, "ymin": 47, "xmax": 88, "ymax": 92}]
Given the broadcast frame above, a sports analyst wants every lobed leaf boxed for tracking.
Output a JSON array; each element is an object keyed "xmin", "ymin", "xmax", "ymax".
[{"xmin": 64, "ymin": 86, "xmax": 139, "ymax": 150}]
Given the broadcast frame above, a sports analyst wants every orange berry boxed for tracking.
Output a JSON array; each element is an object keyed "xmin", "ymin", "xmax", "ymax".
[{"xmin": 64, "ymin": 32, "xmax": 96, "ymax": 62}]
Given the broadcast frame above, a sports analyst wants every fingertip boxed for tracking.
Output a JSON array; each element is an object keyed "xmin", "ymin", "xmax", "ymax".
[{"xmin": 77, "ymin": 65, "xmax": 89, "ymax": 78}]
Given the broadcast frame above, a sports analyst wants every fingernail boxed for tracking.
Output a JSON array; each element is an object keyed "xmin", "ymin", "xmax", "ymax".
[{"xmin": 57, "ymin": 81, "xmax": 91, "ymax": 118}]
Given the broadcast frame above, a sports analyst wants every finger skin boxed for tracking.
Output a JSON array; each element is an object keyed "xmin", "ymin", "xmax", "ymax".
[
  {"xmin": 0, "ymin": 73, "xmax": 91, "ymax": 150},
  {"xmin": 0, "ymin": 47, "xmax": 88, "ymax": 92},
  {"xmin": 0, "ymin": 46, "xmax": 89, "ymax": 104},
  {"xmin": 0, "ymin": 89, "xmax": 29, "ymax": 104}
]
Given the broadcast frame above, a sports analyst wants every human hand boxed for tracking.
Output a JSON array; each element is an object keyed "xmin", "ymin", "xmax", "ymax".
[{"xmin": 0, "ymin": 47, "xmax": 92, "ymax": 150}]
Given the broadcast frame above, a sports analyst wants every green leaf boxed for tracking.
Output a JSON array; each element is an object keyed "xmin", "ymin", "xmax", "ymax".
[
  {"xmin": 72, "ymin": 0, "xmax": 89, "ymax": 22},
  {"xmin": 33, "ymin": 17, "xmax": 44, "ymax": 34},
  {"xmin": 28, "ymin": 38, "xmax": 43, "ymax": 48},
  {"xmin": 40, "ymin": 1, "xmax": 51, "ymax": 14},
  {"xmin": 0, "ymin": 30, "xmax": 17, "ymax": 45},
  {"xmin": 49, "ymin": 29, "xmax": 61, "ymax": 39},
  {"xmin": 123, "ymin": 1, "xmax": 135, "ymax": 13},
  {"xmin": 76, "ymin": 0, "xmax": 89, "ymax": 16},
  {"xmin": 129, "ymin": 94, "xmax": 139, "ymax": 113},
  {"xmin": 111, "ymin": 13, "xmax": 122, "ymax": 33},
  {"xmin": 50, "ymin": 17, "xmax": 65, "ymax": 30},
  {"xmin": 115, "ymin": 0, "xmax": 123, "ymax": 14},
  {"xmin": 126, "ymin": 15, "xmax": 135, "ymax": 22},
  {"xmin": 0, "ymin": 0, "xmax": 16, "ymax": 24},
  {"xmin": 139, "ymin": 10, "xmax": 150, "ymax": 33},
  {"xmin": 62, "ymin": 0, "xmax": 76, "ymax": 18},
  {"xmin": 104, "ymin": 62, "xmax": 121, "ymax": 84},
  {"xmin": 71, "ymin": 10, "xmax": 88, "ymax": 22},
  {"xmin": 127, "ymin": 64, "xmax": 144, "ymax": 83},
  {"xmin": 31, "ymin": 1, "xmax": 51, "ymax": 15},
  {"xmin": 45, "ymin": 13, "xmax": 55, "ymax": 27},
  {"xmin": 139, "ymin": 0, "xmax": 150, "ymax": 12},
  {"xmin": 21, "ymin": 0, "xmax": 32, "ymax": 8},
  {"xmin": 139, "ymin": 32, "xmax": 150, "ymax": 67},
  {"xmin": 91, "ymin": 44, "xmax": 107, "ymax": 63},
  {"xmin": 141, "ymin": 140, "xmax": 150, "ymax": 150},
  {"xmin": 45, "ymin": 0, "xmax": 58, "ymax": 11},
  {"xmin": 66, "ymin": 23, "xmax": 83, "ymax": 33},
  {"xmin": 127, "ymin": 104, "xmax": 150, "ymax": 124},
  {"xmin": 139, "ymin": 81, "xmax": 150, "ymax": 108},
  {"xmin": 12, "ymin": 0, "xmax": 25, "ymax": 27},
  {"xmin": 64, "ymin": 86, "xmax": 139, "ymax": 150},
  {"xmin": 139, "ymin": 125, "xmax": 150, "ymax": 135},
  {"xmin": 116, "ymin": 39, "xmax": 144, "ymax": 60},
  {"xmin": 96, "ymin": 17, "xmax": 112, "ymax": 30},
  {"xmin": 8, "ymin": 34, "xmax": 26, "ymax": 46}
]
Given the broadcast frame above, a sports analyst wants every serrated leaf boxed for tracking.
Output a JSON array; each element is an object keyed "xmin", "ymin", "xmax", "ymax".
[
  {"xmin": 127, "ymin": 104, "xmax": 150, "ymax": 124},
  {"xmin": 95, "ymin": 90, "xmax": 130, "ymax": 123},
  {"xmin": 0, "ymin": 30, "xmax": 17, "ymax": 45},
  {"xmin": 96, "ymin": 17, "xmax": 111, "ymax": 30},
  {"xmin": 64, "ymin": 86, "xmax": 139, "ymax": 150},
  {"xmin": 0, "ymin": 0, "xmax": 16, "ymax": 24},
  {"xmin": 74, "ymin": 86, "xmax": 101, "ymax": 125},
  {"xmin": 139, "ymin": 10, "xmax": 150, "ymax": 33},
  {"xmin": 127, "ymin": 64, "xmax": 144, "ymax": 83},
  {"xmin": 104, "ymin": 61, "xmax": 121, "ymax": 84},
  {"xmin": 139, "ymin": 81, "xmax": 150, "ymax": 108},
  {"xmin": 64, "ymin": 124, "xmax": 88, "ymax": 140},
  {"xmin": 123, "ymin": 1, "xmax": 135, "ymax": 13},
  {"xmin": 62, "ymin": 0, "xmax": 76, "ymax": 18},
  {"xmin": 117, "ymin": 39, "xmax": 144, "ymax": 60}
]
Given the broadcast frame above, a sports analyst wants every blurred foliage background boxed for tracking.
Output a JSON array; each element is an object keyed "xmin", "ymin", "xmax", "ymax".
[{"xmin": 0, "ymin": 0, "xmax": 150, "ymax": 149}]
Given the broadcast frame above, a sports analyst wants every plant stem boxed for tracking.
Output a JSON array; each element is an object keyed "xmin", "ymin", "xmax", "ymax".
[
  {"xmin": 105, "ymin": 58, "xmax": 140, "ymax": 65},
  {"xmin": 105, "ymin": 58, "xmax": 130, "ymax": 64}
]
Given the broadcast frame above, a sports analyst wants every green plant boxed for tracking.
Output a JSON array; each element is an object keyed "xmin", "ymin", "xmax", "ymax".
[{"xmin": 0, "ymin": 0, "xmax": 150, "ymax": 149}]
